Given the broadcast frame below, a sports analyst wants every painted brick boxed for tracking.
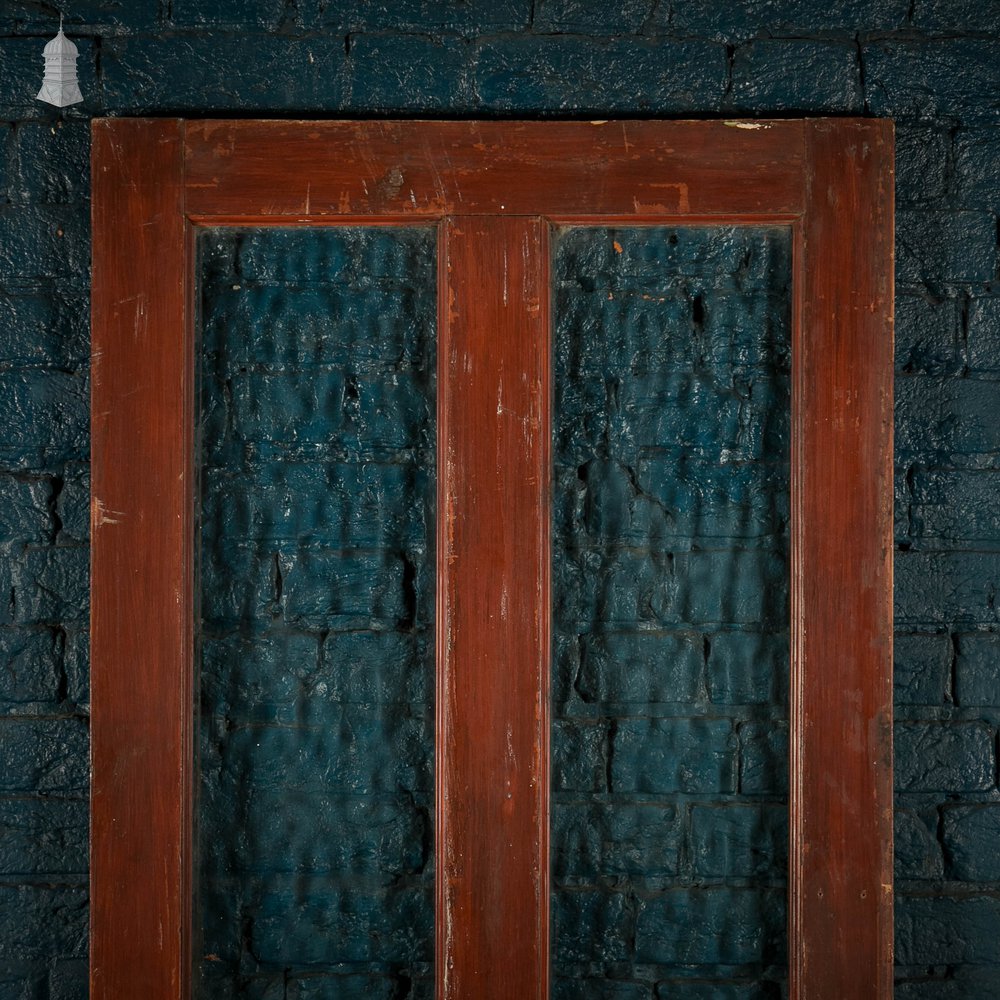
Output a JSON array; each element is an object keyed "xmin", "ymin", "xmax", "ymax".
[
  {"xmin": 707, "ymin": 631, "xmax": 788, "ymax": 705},
  {"xmin": 248, "ymin": 885, "xmax": 431, "ymax": 965},
  {"xmin": 202, "ymin": 631, "xmax": 428, "ymax": 718},
  {"xmin": 62, "ymin": 629, "xmax": 88, "ymax": 708},
  {"xmin": 895, "ymin": 552, "xmax": 1000, "ymax": 628},
  {"xmin": 894, "ymin": 722, "xmax": 995, "ymax": 792},
  {"xmin": 344, "ymin": 34, "xmax": 471, "ymax": 111},
  {"xmin": 911, "ymin": 0, "xmax": 1000, "ymax": 32},
  {"xmin": 0, "ymin": 797, "xmax": 87, "ymax": 875},
  {"xmin": 691, "ymin": 803, "xmax": 787, "ymax": 878},
  {"xmin": 896, "ymin": 377, "xmax": 1000, "ymax": 466},
  {"xmin": 11, "ymin": 547, "xmax": 88, "ymax": 626},
  {"xmin": 200, "ymin": 788, "xmax": 427, "ymax": 880},
  {"xmin": 611, "ymin": 718, "xmax": 738, "ymax": 794},
  {"xmin": 284, "ymin": 974, "xmax": 424, "ymax": 1000},
  {"xmin": 668, "ymin": 0, "xmax": 907, "ymax": 38},
  {"xmin": 167, "ymin": 0, "xmax": 288, "ymax": 29},
  {"xmin": 739, "ymin": 721, "xmax": 789, "ymax": 794},
  {"xmin": 896, "ymin": 211, "xmax": 996, "ymax": 285},
  {"xmin": 474, "ymin": 37, "xmax": 728, "ymax": 112},
  {"xmin": 865, "ymin": 40, "xmax": 1000, "ymax": 123},
  {"xmin": 574, "ymin": 631, "xmax": 704, "ymax": 704},
  {"xmin": 0, "ymin": 373, "xmax": 87, "ymax": 472},
  {"xmin": 557, "ymin": 457, "xmax": 788, "ymax": 548},
  {"xmin": 894, "ymin": 294, "xmax": 963, "ymax": 375},
  {"xmin": 911, "ymin": 470, "xmax": 1000, "ymax": 549},
  {"xmin": 553, "ymin": 888, "xmax": 631, "ymax": 963},
  {"xmin": 0, "ymin": 290, "xmax": 89, "ymax": 369},
  {"xmin": 652, "ymin": 984, "xmax": 775, "ymax": 1000},
  {"xmin": 553, "ymin": 801, "xmax": 683, "ymax": 879},
  {"xmin": 0, "ymin": 963, "xmax": 45, "ymax": 998},
  {"xmin": 896, "ymin": 896, "xmax": 1000, "ymax": 965},
  {"xmin": 553, "ymin": 980, "xmax": 650, "ymax": 1000},
  {"xmin": 55, "ymin": 466, "xmax": 88, "ymax": 544},
  {"xmin": 0, "ymin": 885, "xmax": 87, "ymax": 960},
  {"xmin": 954, "ymin": 633, "xmax": 1000, "ymax": 707},
  {"xmin": 895, "ymin": 807, "xmax": 944, "ymax": 881},
  {"xmin": 201, "ymin": 287, "xmax": 434, "ymax": 373},
  {"xmin": 279, "ymin": 549, "xmax": 409, "ymax": 629},
  {"xmin": 895, "ymin": 125, "xmax": 950, "ymax": 206},
  {"xmin": 222, "ymin": 370, "xmax": 431, "ymax": 457},
  {"xmin": 561, "ymin": 548, "xmax": 788, "ymax": 628},
  {"xmin": 101, "ymin": 36, "xmax": 350, "ymax": 112},
  {"xmin": 536, "ymin": 0, "xmax": 654, "ymax": 33},
  {"xmin": 0, "ymin": 719, "xmax": 88, "ymax": 794},
  {"xmin": 894, "ymin": 632, "xmax": 951, "ymax": 706},
  {"xmin": 0, "ymin": 476, "xmax": 54, "ymax": 546},
  {"xmin": 943, "ymin": 806, "xmax": 1000, "ymax": 882},
  {"xmin": 10, "ymin": 123, "xmax": 89, "ymax": 205},
  {"xmin": 553, "ymin": 719, "xmax": 609, "ymax": 792},
  {"xmin": 0, "ymin": 3, "xmax": 158, "ymax": 31},
  {"xmin": 298, "ymin": 0, "xmax": 532, "ymax": 32},
  {"xmin": 0, "ymin": 629, "xmax": 63, "ymax": 707},
  {"xmin": 968, "ymin": 297, "xmax": 1000, "ymax": 373},
  {"xmin": 0, "ymin": 205, "xmax": 89, "ymax": 284},
  {"xmin": 953, "ymin": 128, "xmax": 1000, "ymax": 213},
  {"xmin": 896, "ymin": 969, "xmax": 1000, "ymax": 1000},
  {"xmin": 635, "ymin": 888, "xmax": 786, "ymax": 965},
  {"xmin": 209, "ymin": 712, "xmax": 432, "ymax": 797},
  {"xmin": 203, "ymin": 462, "xmax": 429, "ymax": 550},
  {"xmin": 731, "ymin": 41, "xmax": 862, "ymax": 113},
  {"xmin": 0, "ymin": 123, "xmax": 10, "ymax": 202},
  {"xmin": 48, "ymin": 960, "xmax": 88, "ymax": 1000}
]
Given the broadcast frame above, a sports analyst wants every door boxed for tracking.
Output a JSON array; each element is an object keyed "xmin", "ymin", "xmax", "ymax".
[{"xmin": 90, "ymin": 119, "xmax": 894, "ymax": 1000}]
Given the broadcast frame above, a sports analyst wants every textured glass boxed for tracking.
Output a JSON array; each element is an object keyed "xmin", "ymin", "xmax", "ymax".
[
  {"xmin": 196, "ymin": 228, "xmax": 436, "ymax": 998},
  {"xmin": 552, "ymin": 226, "xmax": 791, "ymax": 998}
]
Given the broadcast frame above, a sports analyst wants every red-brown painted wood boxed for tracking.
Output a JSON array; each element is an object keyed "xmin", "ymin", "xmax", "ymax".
[
  {"xmin": 437, "ymin": 217, "xmax": 551, "ymax": 1000},
  {"xmin": 90, "ymin": 118, "xmax": 894, "ymax": 1000},
  {"xmin": 90, "ymin": 118, "xmax": 192, "ymax": 1000},
  {"xmin": 183, "ymin": 119, "xmax": 807, "ymax": 221},
  {"xmin": 790, "ymin": 119, "xmax": 895, "ymax": 1000}
]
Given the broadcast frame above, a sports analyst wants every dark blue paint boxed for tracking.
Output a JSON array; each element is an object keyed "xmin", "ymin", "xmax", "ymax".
[
  {"xmin": 0, "ymin": 3, "xmax": 997, "ymax": 996},
  {"xmin": 552, "ymin": 226, "xmax": 791, "ymax": 995},
  {"xmin": 196, "ymin": 228, "xmax": 435, "ymax": 998}
]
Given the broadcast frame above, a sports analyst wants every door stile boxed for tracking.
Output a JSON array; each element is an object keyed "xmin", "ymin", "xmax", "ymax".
[
  {"xmin": 91, "ymin": 118, "xmax": 193, "ymax": 1000},
  {"xmin": 789, "ymin": 120, "xmax": 895, "ymax": 1000},
  {"xmin": 437, "ymin": 217, "xmax": 552, "ymax": 1000}
]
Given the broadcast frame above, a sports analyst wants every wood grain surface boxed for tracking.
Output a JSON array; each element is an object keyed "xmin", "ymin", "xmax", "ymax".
[
  {"xmin": 90, "ymin": 118, "xmax": 193, "ymax": 1000},
  {"xmin": 437, "ymin": 217, "xmax": 551, "ymax": 1000}
]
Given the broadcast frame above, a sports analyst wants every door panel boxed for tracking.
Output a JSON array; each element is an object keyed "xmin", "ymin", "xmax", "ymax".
[{"xmin": 196, "ymin": 227, "xmax": 437, "ymax": 997}]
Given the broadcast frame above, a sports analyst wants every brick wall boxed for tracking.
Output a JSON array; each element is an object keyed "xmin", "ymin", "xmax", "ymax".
[{"xmin": 0, "ymin": 1, "xmax": 997, "ymax": 996}]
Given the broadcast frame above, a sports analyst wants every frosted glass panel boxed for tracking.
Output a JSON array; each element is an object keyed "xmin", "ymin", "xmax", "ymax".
[
  {"xmin": 552, "ymin": 226, "xmax": 791, "ymax": 999},
  {"xmin": 196, "ymin": 228, "xmax": 436, "ymax": 998}
]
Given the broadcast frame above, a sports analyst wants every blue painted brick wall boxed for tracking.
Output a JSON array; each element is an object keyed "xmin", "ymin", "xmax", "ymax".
[{"xmin": 0, "ymin": 1, "xmax": 998, "ymax": 996}]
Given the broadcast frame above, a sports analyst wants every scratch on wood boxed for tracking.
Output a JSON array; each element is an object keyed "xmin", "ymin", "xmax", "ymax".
[
  {"xmin": 92, "ymin": 496, "xmax": 124, "ymax": 527},
  {"xmin": 724, "ymin": 120, "xmax": 772, "ymax": 130}
]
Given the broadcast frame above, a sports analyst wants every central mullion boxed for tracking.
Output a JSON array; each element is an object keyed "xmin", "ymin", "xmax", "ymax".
[{"xmin": 437, "ymin": 216, "xmax": 551, "ymax": 1000}]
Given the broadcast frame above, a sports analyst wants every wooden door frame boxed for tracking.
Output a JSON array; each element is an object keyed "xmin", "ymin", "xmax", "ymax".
[{"xmin": 91, "ymin": 118, "xmax": 894, "ymax": 1000}]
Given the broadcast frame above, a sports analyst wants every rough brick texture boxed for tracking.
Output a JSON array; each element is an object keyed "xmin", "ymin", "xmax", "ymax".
[{"xmin": 0, "ymin": 2, "xmax": 997, "ymax": 997}]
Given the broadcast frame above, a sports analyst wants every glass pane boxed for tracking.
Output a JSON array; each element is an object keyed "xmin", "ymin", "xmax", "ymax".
[
  {"xmin": 196, "ymin": 228, "xmax": 436, "ymax": 998},
  {"xmin": 552, "ymin": 226, "xmax": 791, "ymax": 999}
]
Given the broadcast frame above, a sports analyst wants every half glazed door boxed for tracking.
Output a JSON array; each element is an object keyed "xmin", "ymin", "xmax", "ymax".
[{"xmin": 90, "ymin": 119, "xmax": 894, "ymax": 1000}]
